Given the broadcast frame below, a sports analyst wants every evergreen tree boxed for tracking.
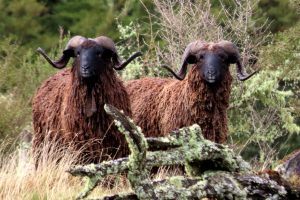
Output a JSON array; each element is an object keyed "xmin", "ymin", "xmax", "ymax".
[{"xmin": 0, "ymin": 0, "xmax": 46, "ymax": 45}]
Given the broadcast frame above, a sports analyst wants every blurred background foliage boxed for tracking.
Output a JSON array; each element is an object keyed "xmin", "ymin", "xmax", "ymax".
[
  {"xmin": 0, "ymin": 0, "xmax": 299, "ymax": 167},
  {"xmin": 0, "ymin": 0, "xmax": 155, "ymax": 49}
]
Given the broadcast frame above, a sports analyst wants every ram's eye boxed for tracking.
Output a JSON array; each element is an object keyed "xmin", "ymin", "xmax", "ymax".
[
  {"xmin": 97, "ymin": 52, "xmax": 102, "ymax": 57},
  {"xmin": 199, "ymin": 54, "xmax": 204, "ymax": 60},
  {"xmin": 218, "ymin": 54, "xmax": 226, "ymax": 61},
  {"xmin": 77, "ymin": 52, "xmax": 80, "ymax": 56}
]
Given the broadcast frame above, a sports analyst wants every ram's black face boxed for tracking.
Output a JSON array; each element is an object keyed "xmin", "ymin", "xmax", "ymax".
[
  {"xmin": 194, "ymin": 52, "xmax": 229, "ymax": 84},
  {"xmin": 75, "ymin": 45, "xmax": 111, "ymax": 78}
]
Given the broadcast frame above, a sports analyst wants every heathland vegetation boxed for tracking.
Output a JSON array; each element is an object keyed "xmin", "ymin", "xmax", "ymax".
[{"xmin": 0, "ymin": 0, "xmax": 299, "ymax": 199}]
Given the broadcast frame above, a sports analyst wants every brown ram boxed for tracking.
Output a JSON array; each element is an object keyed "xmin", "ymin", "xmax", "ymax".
[
  {"xmin": 126, "ymin": 40, "xmax": 256, "ymax": 143},
  {"xmin": 33, "ymin": 35, "xmax": 141, "ymax": 163}
]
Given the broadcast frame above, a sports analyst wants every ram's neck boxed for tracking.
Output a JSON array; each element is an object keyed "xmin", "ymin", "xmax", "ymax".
[
  {"xmin": 186, "ymin": 65, "xmax": 232, "ymax": 113},
  {"xmin": 67, "ymin": 66, "xmax": 119, "ymax": 118},
  {"xmin": 180, "ymin": 66, "xmax": 232, "ymax": 143}
]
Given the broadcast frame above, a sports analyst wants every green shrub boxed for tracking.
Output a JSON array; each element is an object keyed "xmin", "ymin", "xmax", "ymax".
[
  {"xmin": 0, "ymin": 35, "xmax": 65, "ymax": 148},
  {"xmin": 230, "ymin": 22, "xmax": 300, "ymax": 162},
  {"xmin": 116, "ymin": 21, "xmax": 165, "ymax": 80}
]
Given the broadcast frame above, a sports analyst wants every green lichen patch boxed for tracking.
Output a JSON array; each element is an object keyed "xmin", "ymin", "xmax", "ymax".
[{"xmin": 69, "ymin": 104, "xmax": 299, "ymax": 199}]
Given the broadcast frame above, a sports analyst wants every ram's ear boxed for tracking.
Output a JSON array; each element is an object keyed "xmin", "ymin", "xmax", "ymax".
[
  {"xmin": 163, "ymin": 40, "xmax": 206, "ymax": 80},
  {"xmin": 186, "ymin": 54, "xmax": 197, "ymax": 64},
  {"xmin": 63, "ymin": 48, "xmax": 76, "ymax": 58},
  {"xmin": 93, "ymin": 35, "xmax": 142, "ymax": 70},
  {"xmin": 102, "ymin": 48, "xmax": 120, "ymax": 65}
]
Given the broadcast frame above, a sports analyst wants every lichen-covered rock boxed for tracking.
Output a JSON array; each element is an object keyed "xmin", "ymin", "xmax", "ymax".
[
  {"xmin": 275, "ymin": 149, "xmax": 300, "ymax": 188},
  {"xmin": 69, "ymin": 104, "xmax": 300, "ymax": 200}
]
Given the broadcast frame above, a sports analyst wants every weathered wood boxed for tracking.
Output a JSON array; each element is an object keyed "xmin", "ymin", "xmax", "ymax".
[
  {"xmin": 146, "ymin": 137, "xmax": 181, "ymax": 150},
  {"xmin": 95, "ymin": 172, "xmax": 300, "ymax": 200},
  {"xmin": 68, "ymin": 158, "xmax": 129, "ymax": 177},
  {"xmin": 91, "ymin": 193, "xmax": 138, "ymax": 200},
  {"xmin": 69, "ymin": 104, "xmax": 300, "ymax": 200}
]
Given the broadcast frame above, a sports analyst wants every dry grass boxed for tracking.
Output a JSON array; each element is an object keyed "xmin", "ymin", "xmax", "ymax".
[
  {"xmin": 0, "ymin": 138, "xmax": 133, "ymax": 200},
  {"xmin": 0, "ymin": 136, "xmax": 180, "ymax": 199},
  {"xmin": 0, "ymin": 138, "xmax": 81, "ymax": 200},
  {"xmin": 153, "ymin": 166, "xmax": 184, "ymax": 181}
]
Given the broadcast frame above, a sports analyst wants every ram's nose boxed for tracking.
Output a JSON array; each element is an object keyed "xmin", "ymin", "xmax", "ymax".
[
  {"xmin": 82, "ymin": 64, "xmax": 89, "ymax": 71},
  {"xmin": 80, "ymin": 64, "xmax": 93, "ymax": 78},
  {"xmin": 206, "ymin": 68, "xmax": 217, "ymax": 83},
  {"xmin": 207, "ymin": 68, "xmax": 216, "ymax": 76}
]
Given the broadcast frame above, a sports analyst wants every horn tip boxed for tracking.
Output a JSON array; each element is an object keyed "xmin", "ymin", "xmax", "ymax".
[
  {"xmin": 161, "ymin": 64, "xmax": 170, "ymax": 69},
  {"xmin": 238, "ymin": 70, "xmax": 258, "ymax": 81},
  {"xmin": 136, "ymin": 51, "xmax": 143, "ymax": 56},
  {"xmin": 36, "ymin": 47, "xmax": 45, "ymax": 54},
  {"xmin": 161, "ymin": 65, "xmax": 184, "ymax": 81}
]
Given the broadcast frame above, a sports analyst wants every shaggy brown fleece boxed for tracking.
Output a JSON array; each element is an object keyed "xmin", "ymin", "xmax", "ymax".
[
  {"xmin": 126, "ymin": 65, "xmax": 232, "ymax": 143},
  {"xmin": 32, "ymin": 43, "xmax": 131, "ymax": 164}
]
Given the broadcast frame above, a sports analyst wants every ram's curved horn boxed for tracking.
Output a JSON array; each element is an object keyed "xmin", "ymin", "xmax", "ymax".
[
  {"xmin": 37, "ymin": 36, "xmax": 87, "ymax": 69},
  {"xmin": 218, "ymin": 40, "xmax": 257, "ymax": 81}
]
